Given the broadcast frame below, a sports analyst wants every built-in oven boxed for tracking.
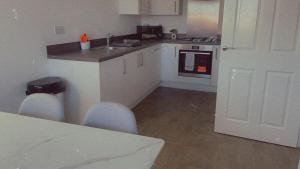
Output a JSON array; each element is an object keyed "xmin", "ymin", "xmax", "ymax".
[{"xmin": 178, "ymin": 45, "xmax": 215, "ymax": 79}]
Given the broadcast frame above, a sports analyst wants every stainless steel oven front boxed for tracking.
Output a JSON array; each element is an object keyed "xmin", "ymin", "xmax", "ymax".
[{"xmin": 178, "ymin": 45, "xmax": 215, "ymax": 79}]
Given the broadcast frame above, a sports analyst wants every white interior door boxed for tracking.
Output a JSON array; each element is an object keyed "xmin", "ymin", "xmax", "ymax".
[{"xmin": 215, "ymin": 0, "xmax": 300, "ymax": 147}]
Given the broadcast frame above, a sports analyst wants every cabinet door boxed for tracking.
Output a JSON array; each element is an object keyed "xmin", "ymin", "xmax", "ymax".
[
  {"xmin": 141, "ymin": 46, "xmax": 161, "ymax": 91},
  {"xmin": 122, "ymin": 53, "xmax": 140, "ymax": 108},
  {"xmin": 118, "ymin": 0, "xmax": 150, "ymax": 15},
  {"xmin": 100, "ymin": 57, "xmax": 127, "ymax": 106},
  {"xmin": 152, "ymin": 45, "xmax": 162, "ymax": 87},
  {"xmin": 119, "ymin": 0, "xmax": 140, "ymax": 15},
  {"xmin": 135, "ymin": 50, "xmax": 148, "ymax": 99},
  {"xmin": 140, "ymin": 0, "xmax": 151, "ymax": 15},
  {"xmin": 148, "ymin": 45, "xmax": 161, "ymax": 88},
  {"xmin": 100, "ymin": 54, "xmax": 140, "ymax": 108},
  {"xmin": 161, "ymin": 44, "xmax": 180, "ymax": 82},
  {"xmin": 151, "ymin": 0, "xmax": 180, "ymax": 15}
]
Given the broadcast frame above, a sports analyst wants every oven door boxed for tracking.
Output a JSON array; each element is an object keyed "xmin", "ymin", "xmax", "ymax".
[{"xmin": 178, "ymin": 50, "xmax": 213, "ymax": 78}]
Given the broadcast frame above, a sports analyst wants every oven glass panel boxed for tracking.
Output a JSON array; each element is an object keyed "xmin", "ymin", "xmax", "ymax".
[{"xmin": 178, "ymin": 50, "xmax": 213, "ymax": 78}]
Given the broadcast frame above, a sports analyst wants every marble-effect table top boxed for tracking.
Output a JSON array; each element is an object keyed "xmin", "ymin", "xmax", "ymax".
[{"xmin": 0, "ymin": 112, "xmax": 164, "ymax": 169}]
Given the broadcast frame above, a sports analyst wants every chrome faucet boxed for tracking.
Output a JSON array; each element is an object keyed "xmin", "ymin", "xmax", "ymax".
[{"xmin": 106, "ymin": 33, "xmax": 112, "ymax": 47}]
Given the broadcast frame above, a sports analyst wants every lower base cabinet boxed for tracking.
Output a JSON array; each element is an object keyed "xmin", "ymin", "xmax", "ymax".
[
  {"xmin": 47, "ymin": 43, "xmax": 218, "ymax": 124},
  {"xmin": 48, "ymin": 45, "xmax": 161, "ymax": 124},
  {"xmin": 100, "ymin": 45, "xmax": 161, "ymax": 109}
]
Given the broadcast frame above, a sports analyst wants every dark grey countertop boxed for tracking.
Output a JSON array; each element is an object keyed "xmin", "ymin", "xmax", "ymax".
[{"xmin": 47, "ymin": 40, "xmax": 220, "ymax": 63}]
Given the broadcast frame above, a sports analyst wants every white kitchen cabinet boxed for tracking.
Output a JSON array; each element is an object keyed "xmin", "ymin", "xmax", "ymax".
[
  {"xmin": 132, "ymin": 45, "xmax": 161, "ymax": 105},
  {"xmin": 149, "ymin": 45, "xmax": 161, "ymax": 88},
  {"xmin": 119, "ymin": 0, "xmax": 180, "ymax": 15},
  {"xmin": 100, "ymin": 46, "xmax": 161, "ymax": 108},
  {"xmin": 135, "ymin": 51, "xmax": 146, "ymax": 98},
  {"xmin": 161, "ymin": 44, "xmax": 181, "ymax": 82},
  {"xmin": 118, "ymin": 0, "xmax": 151, "ymax": 15},
  {"xmin": 151, "ymin": 0, "xmax": 180, "ymax": 15},
  {"xmin": 47, "ymin": 43, "xmax": 218, "ymax": 124},
  {"xmin": 100, "ymin": 57, "xmax": 127, "ymax": 106},
  {"xmin": 122, "ymin": 52, "xmax": 140, "ymax": 107},
  {"xmin": 139, "ymin": 45, "xmax": 161, "ymax": 94},
  {"xmin": 100, "ymin": 52, "xmax": 140, "ymax": 108}
]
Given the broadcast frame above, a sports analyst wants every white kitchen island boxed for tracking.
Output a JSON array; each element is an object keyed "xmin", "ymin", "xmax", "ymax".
[{"xmin": 0, "ymin": 112, "xmax": 164, "ymax": 169}]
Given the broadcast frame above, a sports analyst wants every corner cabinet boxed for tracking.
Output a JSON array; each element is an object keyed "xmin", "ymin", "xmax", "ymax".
[
  {"xmin": 118, "ymin": 0, "xmax": 180, "ymax": 15},
  {"xmin": 118, "ymin": 0, "xmax": 151, "ymax": 15}
]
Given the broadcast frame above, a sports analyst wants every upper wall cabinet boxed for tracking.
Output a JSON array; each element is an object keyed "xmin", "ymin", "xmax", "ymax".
[
  {"xmin": 118, "ymin": 0, "xmax": 151, "ymax": 15},
  {"xmin": 151, "ymin": 0, "xmax": 180, "ymax": 15},
  {"xmin": 119, "ymin": 0, "xmax": 180, "ymax": 15}
]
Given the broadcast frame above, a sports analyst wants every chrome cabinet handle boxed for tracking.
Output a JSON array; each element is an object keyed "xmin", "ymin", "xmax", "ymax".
[
  {"xmin": 123, "ymin": 58, "xmax": 127, "ymax": 75},
  {"xmin": 215, "ymin": 48, "xmax": 218, "ymax": 60},
  {"xmin": 222, "ymin": 46, "xmax": 235, "ymax": 51},
  {"xmin": 141, "ymin": 53, "xmax": 144, "ymax": 66},
  {"xmin": 137, "ymin": 55, "xmax": 140, "ymax": 68},
  {"xmin": 174, "ymin": 46, "xmax": 177, "ymax": 58},
  {"xmin": 137, "ymin": 53, "xmax": 144, "ymax": 67}
]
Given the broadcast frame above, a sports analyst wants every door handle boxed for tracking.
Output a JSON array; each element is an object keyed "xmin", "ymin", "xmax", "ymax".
[
  {"xmin": 174, "ymin": 1, "xmax": 177, "ymax": 13},
  {"xmin": 222, "ymin": 46, "xmax": 235, "ymax": 51}
]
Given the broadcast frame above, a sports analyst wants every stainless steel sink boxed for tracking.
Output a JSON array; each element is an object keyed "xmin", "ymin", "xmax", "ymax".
[
  {"xmin": 107, "ymin": 46, "xmax": 128, "ymax": 50},
  {"xmin": 94, "ymin": 46, "xmax": 129, "ymax": 51},
  {"xmin": 111, "ymin": 39, "xmax": 141, "ymax": 48}
]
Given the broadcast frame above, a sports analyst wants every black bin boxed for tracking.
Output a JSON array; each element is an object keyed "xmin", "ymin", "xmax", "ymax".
[{"xmin": 26, "ymin": 77, "xmax": 66, "ymax": 95}]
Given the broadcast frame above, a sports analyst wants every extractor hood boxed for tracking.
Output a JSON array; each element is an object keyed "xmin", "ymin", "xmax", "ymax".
[{"xmin": 187, "ymin": 0, "xmax": 221, "ymax": 38}]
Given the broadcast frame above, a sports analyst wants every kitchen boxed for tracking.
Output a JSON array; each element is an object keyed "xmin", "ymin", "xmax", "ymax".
[
  {"xmin": 0, "ymin": 0, "xmax": 300, "ymax": 169},
  {"xmin": 47, "ymin": 0, "xmax": 221, "ymax": 124}
]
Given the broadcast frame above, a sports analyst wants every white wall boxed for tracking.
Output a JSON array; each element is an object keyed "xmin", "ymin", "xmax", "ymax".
[
  {"xmin": 0, "ymin": 0, "xmax": 139, "ymax": 113},
  {"xmin": 141, "ymin": 0, "xmax": 188, "ymax": 33}
]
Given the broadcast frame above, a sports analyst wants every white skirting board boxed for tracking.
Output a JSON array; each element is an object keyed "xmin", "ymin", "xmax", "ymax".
[{"xmin": 160, "ymin": 81, "xmax": 217, "ymax": 93}]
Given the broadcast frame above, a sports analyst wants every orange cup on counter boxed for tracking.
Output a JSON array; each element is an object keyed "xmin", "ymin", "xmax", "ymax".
[{"xmin": 80, "ymin": 33, "xmax": 90, "ymax": 50}]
